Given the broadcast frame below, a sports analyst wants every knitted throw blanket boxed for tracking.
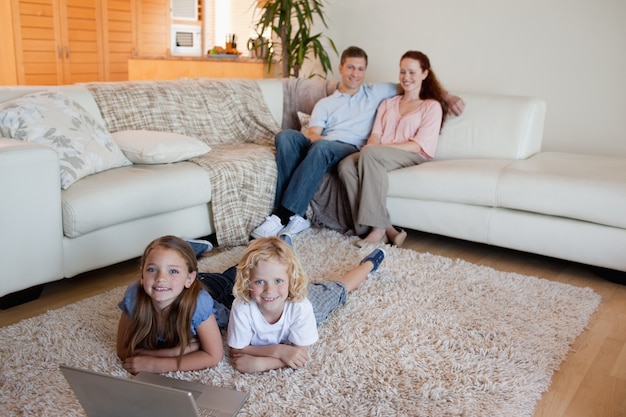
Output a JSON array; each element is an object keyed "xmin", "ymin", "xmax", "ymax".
[{"xmin": 85, "ymin": 78, "xmax": 281, "ymax": 246}]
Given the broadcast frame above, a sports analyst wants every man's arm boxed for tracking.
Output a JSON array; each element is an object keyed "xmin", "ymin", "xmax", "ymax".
[
  {"xmin": 304, "ymin": 125, "xmax": 324, "ymax": 142},
  {"xmin": 444, "ymin": 92, "xmax": 465, "ymax": 116}
]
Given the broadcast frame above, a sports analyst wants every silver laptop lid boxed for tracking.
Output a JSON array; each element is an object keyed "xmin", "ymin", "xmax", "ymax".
[
  {"xmin": 134, "ymin": 372, "xmax": 248, "ymax": 416},
  {"xmin": 60, "ymin": 365, "xmax": 202, "ymax": 417},
  {"xmin": 60, "ymin": 364, "xmax": 248, "ymax": 417}
]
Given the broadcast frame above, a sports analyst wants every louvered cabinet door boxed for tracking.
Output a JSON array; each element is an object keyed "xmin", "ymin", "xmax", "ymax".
[
  {"xmin": 134, "ymin": 0, "xmax": 170, "ymax": 57},
  {"xmin": 101, "ymin": 0, "xmax": 134, "ymax": 81},
  {"xmin": 11, "ymin": 0, "xmax": 64, "ymax": 85},
  {"xmin": 11, "ymin": 0, "xmax": 103, "ymax": 85},
  {"xmin": 59, "ymin": 0, "xmax": 104, "ymax": 84}
]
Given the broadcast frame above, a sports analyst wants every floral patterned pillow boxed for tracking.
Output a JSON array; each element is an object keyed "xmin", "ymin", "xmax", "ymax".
[{"xmin": 0, "ymin": 91, "xmax": 131, "ymax": 189}]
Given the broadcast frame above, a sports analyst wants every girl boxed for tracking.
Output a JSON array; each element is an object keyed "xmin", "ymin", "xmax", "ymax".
[
  {"xmin": 226, "ymin": 237, "xmax": 319, "ymax": 373},
  {"xmin": 116, "ymin": 235, "xmax": 229, "ymax": 374}
]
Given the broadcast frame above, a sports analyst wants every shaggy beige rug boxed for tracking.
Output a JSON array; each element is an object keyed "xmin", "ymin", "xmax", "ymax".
[{"xmin": 0, "ymin": 229, "xmax": 601, "ymax": 417}]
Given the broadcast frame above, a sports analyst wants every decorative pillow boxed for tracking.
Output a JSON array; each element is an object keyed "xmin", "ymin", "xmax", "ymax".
[
  {"xmin": 0, "ymin": 91, "xmax": 131, "ymax": 189},
  {"xmin": 297, "ymin": 111, "xmax": 311, "ymax": 134},
  {"xmin": 112, "ymin": 130, "xmax": 211, "ymax": 164}
]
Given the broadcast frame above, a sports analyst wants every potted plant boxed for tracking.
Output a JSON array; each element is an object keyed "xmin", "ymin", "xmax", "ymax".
[{"xmin": 253, "ymin": 0, "xmax": 338, "ymax": 78}]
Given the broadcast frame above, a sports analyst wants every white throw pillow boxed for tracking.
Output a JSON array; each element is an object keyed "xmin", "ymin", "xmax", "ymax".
[
  {"xmin": 0, "ymin": 90, "xmax": 131, "ymax": 189},
  {"xmin": 112, "ymin": 130, "xmax": 212, "ymax": 164},
  {"xmin": 297, "ymin": 111, "xmax": 311, "ymax": 134}
]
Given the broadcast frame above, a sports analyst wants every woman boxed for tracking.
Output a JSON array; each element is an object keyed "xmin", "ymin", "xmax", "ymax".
[{"xmin": 338, "ymin": 51, "xmax": 448, "ymax": 247}]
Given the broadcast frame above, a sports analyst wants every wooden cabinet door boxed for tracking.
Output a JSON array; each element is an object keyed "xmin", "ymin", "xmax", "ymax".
[
  {"xmin": 11, "ymin": 0, "xmax": 64, "ymax": 85},
  {"xmin": 10, "ymin": 0, "xmax": 171, "ymax": 85},
  {"xmin": 12, "ymin": 0, "xmax": 103, "ymax": 85},
  {"xmin": 101, "ymin": 0, "xmax": 135, "ymax": 81},
  {"xmin": 59, "ymin": 0, "xmax": 104, "ymax": 83},
  {"xmin": 134, "ymin": 0, "xmax": 170, "ymax": 57}
]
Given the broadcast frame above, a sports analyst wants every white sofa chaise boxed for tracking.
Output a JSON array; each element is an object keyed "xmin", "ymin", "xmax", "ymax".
[
  {"xmin": 1, "ymin": 78, "xmax": 624, "ymax": 307},
  {"xmin": 387, "ymin": 101, "xmax": 626, "ymax": 275}
]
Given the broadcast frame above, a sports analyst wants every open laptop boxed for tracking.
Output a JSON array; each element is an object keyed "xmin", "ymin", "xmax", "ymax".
[{"xmin": 60, "ymin": 364, "xmax": 248, "ymax": 417}]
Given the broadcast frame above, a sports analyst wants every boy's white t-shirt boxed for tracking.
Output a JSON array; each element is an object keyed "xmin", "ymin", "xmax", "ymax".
[{"xmin": 227, "ymin": 298, "xmax": 318, "ymax": 349}]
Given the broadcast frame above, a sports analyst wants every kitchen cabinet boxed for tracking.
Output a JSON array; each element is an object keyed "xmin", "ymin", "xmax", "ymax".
[
  {"xmin": 128, "ymin": 57, "xmax": 279, "ymax": 80},
  {"xmin": 101, "ymin": 0, "xmax": 169, "ymax": 81},
  {"xmin": 133, "ymin": 0, "xmax": 170, "ymax": 59},
  {"xmin": 101, "ymin": 0, "xmax": 134, "ymax": 82},
  {"xmin": 6, "ymin": 0, "xmax": 170, "ymax": 85},
  {"xmin": 11, "ymin": 0, "xmax": 104, "ymax": 85}
]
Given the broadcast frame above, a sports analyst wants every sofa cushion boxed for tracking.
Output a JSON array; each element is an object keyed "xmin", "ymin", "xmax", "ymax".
[
  {"xmin": 112, "ymin": 130, "xmax": 211, "ymax": 164},
  {"xmin": 388, "ymin": 159, "xmax": 515, "ymax": 207},
  {"xmin": 497, "ymin": 152, "xmax": 626, "ymax": 229},
  {"xmin": 61, "ymin": 162, "xmax": 211, "ymax": 238},
  {"xmin": 0, "ymin": 90, "xmax": 131, "ymax": 189},
  {"xmin": 436, "ymin": 93, "xmax": 546, "ymax": 160}
]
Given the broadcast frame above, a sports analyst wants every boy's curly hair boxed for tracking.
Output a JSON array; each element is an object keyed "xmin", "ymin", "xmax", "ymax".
[{"xmin": 234, "ymin": 237, "xmax": 308, "ymax": 303}]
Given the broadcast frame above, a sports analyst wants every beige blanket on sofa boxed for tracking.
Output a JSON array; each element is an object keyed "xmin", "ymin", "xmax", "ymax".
[{"xmin": 85, "ymin": 78, "xmax": 281, "ymax": 246}]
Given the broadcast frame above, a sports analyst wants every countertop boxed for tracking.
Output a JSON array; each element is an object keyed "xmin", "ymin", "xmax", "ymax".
[{"xmin": 130, "ymin": 55, "xmax": 265, "ymax": 63}]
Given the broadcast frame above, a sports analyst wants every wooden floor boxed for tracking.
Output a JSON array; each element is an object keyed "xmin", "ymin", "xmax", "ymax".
[{"xmin": 1, "ymin": 230, "xmax": 624, "ymax": 416}]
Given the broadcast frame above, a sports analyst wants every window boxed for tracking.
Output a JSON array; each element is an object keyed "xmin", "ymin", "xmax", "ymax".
[
  {"xmin": 202, "ymin": 0, "xmax": 262, "ymax": 55},
  {"xmin": 172, "ymin": 0, "xmax": 199, "ymax": 20}
]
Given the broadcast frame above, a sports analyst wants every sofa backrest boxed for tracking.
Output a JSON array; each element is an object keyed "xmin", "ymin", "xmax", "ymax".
[
  {"xmin": 435, "ymin": 92, "xmax": 546, "ymax": 160},
  {"xmin": 0, "ymin": 81, "xmax": 285, "ymax": 131},
  {"xmin": 254, "ymin": 79, "xmax": 284, "ymax": 126},
  {"xmin": 280, "ymin": 78, "xmax": 338, "ymax": 131},
  {"xmin": 0, "ymin": 85, "xmax": 106, "ymax": 127}
]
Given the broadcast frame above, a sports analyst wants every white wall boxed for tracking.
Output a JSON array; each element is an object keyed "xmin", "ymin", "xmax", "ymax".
[{"xmin": 311, "ymin": 0, "xmax": 626, "ymax": 156}]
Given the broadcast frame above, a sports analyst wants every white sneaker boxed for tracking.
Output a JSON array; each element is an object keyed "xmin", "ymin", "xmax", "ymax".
[
  {"xmin": 280, "ymin": 214, "xmax": 310, "ymax": 236},
  {"xmin": 251, "ymin": 214, "xmax": 284, "ymax": 239}
]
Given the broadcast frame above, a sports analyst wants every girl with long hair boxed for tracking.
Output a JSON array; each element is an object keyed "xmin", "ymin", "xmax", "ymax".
[{"xmin": 116, "ymin": 235, "xmax": 228, "ymax": 374}]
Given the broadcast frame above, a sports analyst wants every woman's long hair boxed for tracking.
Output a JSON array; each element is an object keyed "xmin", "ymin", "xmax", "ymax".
[
  {"xmin": 234, "ymin": 237, "xmax": 308, "ymax": 303},
  {"xmin": 401, "ymin": 50, "xmax": 449, "ymax": 126},
  {"xmin": 124, "ymin": 235, "xmax": 201, "ymax": 368}
]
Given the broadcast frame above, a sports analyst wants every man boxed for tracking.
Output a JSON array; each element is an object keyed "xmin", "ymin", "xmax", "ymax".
[{"xmin": 251, "ymin": 46, "xmax": 464, "ymax": 239}]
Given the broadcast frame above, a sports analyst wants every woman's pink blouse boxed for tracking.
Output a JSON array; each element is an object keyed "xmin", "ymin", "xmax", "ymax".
[{"xmin": 371, "ymin": 95, "xmax": 443, "ymax": 158}]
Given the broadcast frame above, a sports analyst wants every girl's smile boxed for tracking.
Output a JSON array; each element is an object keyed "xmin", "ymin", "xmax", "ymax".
[{"xmin": 141, "ymin": 247, "xmax": 195, "ymax": 310}]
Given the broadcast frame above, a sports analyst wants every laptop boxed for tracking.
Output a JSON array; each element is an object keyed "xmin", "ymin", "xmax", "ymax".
[{"xmin": 59, "ymin": 364, "xmax": 248, "ymax": 417}]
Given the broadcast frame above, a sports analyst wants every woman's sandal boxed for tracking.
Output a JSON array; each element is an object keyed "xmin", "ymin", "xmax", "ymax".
[{"xmin": 391, "ymin": 229, "xmax": 407, "ymax": 247}]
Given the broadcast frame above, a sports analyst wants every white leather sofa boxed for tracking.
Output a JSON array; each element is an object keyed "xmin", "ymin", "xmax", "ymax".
[
  {"xmin": 386, "ymin": 96, "xmax": 626, "ymax": 275},
  {"xmin": 1, "ymin": 79, "xmax": 624, "ymax": 307},
  {"xmin": 0, "ymin": 80, "xmax": 284, "ymax": 305}
]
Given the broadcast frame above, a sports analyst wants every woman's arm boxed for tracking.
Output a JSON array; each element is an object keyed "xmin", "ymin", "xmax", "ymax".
[
  {"xmin": 375, "ymin": 140, "xmax": 422, "ymax": 153},
  {"xmin": 365, "ymin": 133, "xmax": 383, "ymax": 146},
  {"xmin": 229, "ymin": 344, "xmax": 309, "ymax": 373},
  {"xmin": 119, "ymin": 315, "xmax": 224, "ymax": 374},
  {"xmin": 366, "ymin": 100, "xmax": 389, "ymax": 146}
]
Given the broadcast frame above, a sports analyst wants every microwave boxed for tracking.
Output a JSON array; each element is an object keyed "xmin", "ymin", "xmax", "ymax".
[{"xmin": 171, "ymin": 24, "xmax": 202, "ymax": 55}]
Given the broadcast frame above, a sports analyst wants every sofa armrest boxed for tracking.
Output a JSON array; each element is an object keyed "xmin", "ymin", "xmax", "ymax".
[{"xmin": 0, "ymin": 138, "xmax": 64, "ymax": 297}]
